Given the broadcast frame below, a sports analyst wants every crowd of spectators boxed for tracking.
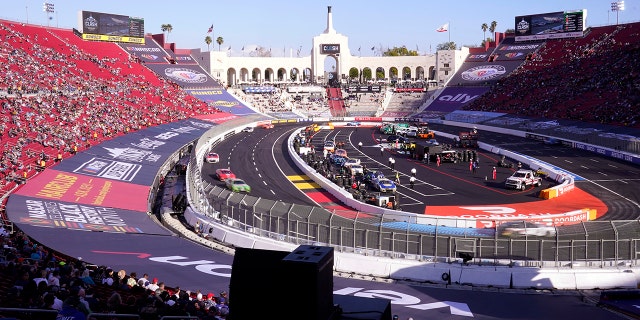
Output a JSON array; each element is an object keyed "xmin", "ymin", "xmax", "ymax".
[
  {"xmin": 0, "ymin": 20, "xmax": 237, "ymax": 318},
  {"xmin": 0, "ymin": 21, "xmax": 225, "ymax": 194},
  {"xmin": 0, "ymin": 227, "xmax": 230, "ymax": 319},
  {"xmin": 464, "ymin": 23, "xmax": 640, "ymax": 128}
]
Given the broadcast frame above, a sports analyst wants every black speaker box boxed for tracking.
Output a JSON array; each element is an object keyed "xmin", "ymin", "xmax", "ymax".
[{"xmin": 229, "ymin": 245, "xmax": 334, "ymax": 320}]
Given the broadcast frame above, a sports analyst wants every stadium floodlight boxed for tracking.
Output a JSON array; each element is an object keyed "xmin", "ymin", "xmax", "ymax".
[
  {"xmin": 42, "ymin": 2, "xmax": 54, "ymax": 13},
  {"xmin": 611, "ymin": 1, "xmax": 625, "ymax": 25}
]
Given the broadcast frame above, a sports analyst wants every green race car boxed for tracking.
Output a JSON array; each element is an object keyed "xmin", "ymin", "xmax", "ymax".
[{"xmin": 225, "ymin": 178, "xmax": 251, "ymax": 192}]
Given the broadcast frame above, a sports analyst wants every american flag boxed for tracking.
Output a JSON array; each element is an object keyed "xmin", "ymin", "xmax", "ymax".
[{"xmin": 436, "ymin": 23, "xmax": 448, "ymax": 32}]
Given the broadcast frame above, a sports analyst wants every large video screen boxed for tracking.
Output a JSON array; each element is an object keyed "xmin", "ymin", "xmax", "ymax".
[
  {"xmin": 515, "ymin": 9, "xmax": 586, "ymax": 42},
  {"xmin": 78, "ymin": 10, "xmax": 145, "ymax": 44}
]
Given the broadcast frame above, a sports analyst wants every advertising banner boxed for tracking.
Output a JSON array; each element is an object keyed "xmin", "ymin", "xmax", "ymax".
[
  {"xmin": 120, "ymin": 42, "xmax": 168, "ymax": 63},
  {"xmin": 49, "ymin": 152, "xmax": 158, "ymax": 186},
  {"xmin": 13, "ymin": 169, "xmax": 150, "ymax": 212},
  {"xmin": 447, "ymin": 61, "xmax": 522, "ymax": 86},
  {"xmin": 5, "ymin": 195, "xmax": 171, "ymax": 235},
  {"xmin": 186, "ymin": 89, "xmax": 257, "ymax": 116},
  {"xmin": 145, "ymin": 64, "xmax": 222, "ymax": 89},
  {"xmin": 418, "ymin": 86, "xmax": 489, "ymax": 113}
]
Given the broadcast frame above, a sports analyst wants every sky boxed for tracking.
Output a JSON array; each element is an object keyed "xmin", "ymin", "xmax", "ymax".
[{"xmin": 1, "ymin": 0, "xmax": 639, "ymax": 57}]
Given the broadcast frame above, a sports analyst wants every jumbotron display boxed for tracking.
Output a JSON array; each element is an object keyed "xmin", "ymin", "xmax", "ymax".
[
  {"xmin": 514, "ymin": 9, "xmax": 587, "ymax": 42},
  {"xmin": 78, "ymin": 10, "xmax": 145, "ymax": 44}
]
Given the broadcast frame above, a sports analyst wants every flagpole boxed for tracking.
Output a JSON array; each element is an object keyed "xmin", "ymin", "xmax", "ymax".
[{"xmin": 448, "ymin": 21, "xmax": 451, "ymax": 43}]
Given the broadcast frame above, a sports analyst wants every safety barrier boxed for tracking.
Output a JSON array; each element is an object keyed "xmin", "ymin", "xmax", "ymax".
[{"xmin": 183, "ymin": 118, "xmax": 640, "ymax": 290}]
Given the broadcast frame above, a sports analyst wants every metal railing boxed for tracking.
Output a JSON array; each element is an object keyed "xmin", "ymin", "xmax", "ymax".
[{"xmin": 185, "ymin": 120, "xmax": 640, "ymax": 269}]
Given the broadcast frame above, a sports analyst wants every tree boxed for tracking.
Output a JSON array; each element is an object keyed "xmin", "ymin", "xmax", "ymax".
[
  {"xmin": 481, "ymin": 23, "xmax": 488, "ymax": 43},
  {"xmin": 348, "ymin": 67, "xmax": 359, "ymax": 81},
  {"xmin": 436, "ymin": 42, "xmax": 457, "ymax": 50},
  {"xmin": 362, "ymin": 68, "xmax": 372, "ymax": 80},
  {"xmin": 216, "ymin": 36, "xmax": 224, "ymax": 51},
  {"xmin": 489, "ymin": 21, "xmax": 497, "ymax": 41},
  {"xmin": 382, "ymin": 46, "xmax": 418, "ymax": 57},
  {"xmin": 204, "ymin": 36, "xmax": 212, "ymax": 51},
  {"xmin": 161, "ymin": 24, "xmax": 173, "ymax": 41}
]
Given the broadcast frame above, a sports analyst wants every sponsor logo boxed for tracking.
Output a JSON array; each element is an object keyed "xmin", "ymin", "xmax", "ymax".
[
  {"xmin": 24, "ymin": 200, "xmax": 129, "ymax": 228},
  {"xmin": 499, "ymin": 44, "xmax": 540, "ymax": 50},
  {"xmin": 83, "ymin": 15, "xmax": 98, "ymax": 32},
  {"xmin": 437, "ymin": 93, "xmax": 479, "ymax": 104},
  {"xmin": 516, "ymin": 18, "xmax": 530, "ymax": 34},
  {"xmin": 164, "ymin": 67, "xmax": 208, "ymax": 83},
  {"xmin": 102, "ymin": 147, "xmax": 162, "ymax": 163},
  {"xmin": 468, "ymin": 54, "xmax": 487, "ymax": 59},
  {"xmin": 140, "ymin": 54, "xmax": 158, "ymax": 60},
  {"xmin": 189, "ymin": 90, "xmax": 224, "ymax": 95},
  {"xmin": 73, "ymin": 158, "xmax": 142, "ymax": 182},
  {"xmin": 188, "ymin": 121, "xmax": 215, "ymax": 129},
  {"xmin": 461, "ymin": 65, "xmax": 506, "ymax": 81},
  {"xmin": 175, "ymin": 56, "xmax": 192, "ymax": 61},
  {"xmin": 211, "ymin": 100, "xmax": 238, "ymax": 108},
  {"xmin": 504, "ymin": 52, "xmax": 523, "ymax": 58},
  {"xmin": 130, "ymin": 138, "xmax": 166, "ymax": 150},
  {"xmin": 125, "ymin": 47, "xmax": 162, "ymax": 52}
]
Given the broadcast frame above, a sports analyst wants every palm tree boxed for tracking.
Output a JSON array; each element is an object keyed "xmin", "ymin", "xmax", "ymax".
[
  {"xmin": 481, "ymin": 23, "xmax": 488, "ymax": 43},
  {"xmin": 489, "ymin": 21, "xmax": 497, "ymax": 41},
  {"xmin": 216, "ymin": 36, "xmax": 224, "ymax": 51},
  {"xmin": 161, "ymin": 23, "xmax": 173, "ymax": 41},
  {"xmin": 205, "ymin": 36, "xmax": 212, "ymax": 51}
]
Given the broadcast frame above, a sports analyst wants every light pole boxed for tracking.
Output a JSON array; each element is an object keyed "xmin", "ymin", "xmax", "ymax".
[{"xmin": 611, "ymin": 1, "xmax": 625, "ymax": 25}]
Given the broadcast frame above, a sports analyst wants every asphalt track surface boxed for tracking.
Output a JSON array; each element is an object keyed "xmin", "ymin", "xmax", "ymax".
[{"xmin": 198, "ymin": 122, "xmax": 640, "ymax": 320}]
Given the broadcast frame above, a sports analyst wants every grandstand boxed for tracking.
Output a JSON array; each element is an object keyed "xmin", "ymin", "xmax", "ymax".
[{"xmin": 463, "ymin": 23, "xmax": 640, "ymax": 128}]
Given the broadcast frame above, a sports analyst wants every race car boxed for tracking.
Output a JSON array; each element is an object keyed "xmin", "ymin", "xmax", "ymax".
[
  {"xmin": 242, "ymin": 127, "xmax": 254, "ymax": 133},
  {"xmin": 215, "ymin": 168, "xmax": 236, "ymax": 181},
  {"xmin": 225, "ymin": 178, "xmax": 251, "ymax": 193},
  {"xmin": 205, "ymin": 152, "xmax": 219, "ymax": 163},
  {"xmin": 346, "ymin": 164, "xmax": 364, "ymax": 176},
  {"xmin": 343, "ymin": 158, "xmax": 361, "ymax": 168},
  {"xmin": 260, "ymin": 123, "xmax": 274, "ymax": 129},
  {"xmin": 373, "ymin": 177, "xmax": 397, "ymax": 193},
  {"xmin": 324, "ymin": 141, "xmax": 336, "ymax": 152},
  {"xmin": 499, "ymin": 221, "xmax": 556, "ymax": 237}
]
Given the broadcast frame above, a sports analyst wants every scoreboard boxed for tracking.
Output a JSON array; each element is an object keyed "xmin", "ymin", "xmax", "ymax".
[
  {"xmin": 515, "ymin": 9, "xmax": 587, "ymax": 42},
  {"xmin": 78, "ymin": 10, "xmax": 145, "ymax": 44}
]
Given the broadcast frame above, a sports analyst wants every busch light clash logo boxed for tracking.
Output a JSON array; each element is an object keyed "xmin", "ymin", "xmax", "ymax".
[
  {"xmin": 164, "ymin": 68, "xmax": 208, "ymax": 83},
  {"xmin": 461, "ymin": 65, "xmax": 506, "ymax": 81},
  {"xmin": 83, "ymin": 13, "xmax": 99, "ymax": 33},
  {"xmin": 516, "ymin": 17, "xmax": 530, "ymax": 35}
]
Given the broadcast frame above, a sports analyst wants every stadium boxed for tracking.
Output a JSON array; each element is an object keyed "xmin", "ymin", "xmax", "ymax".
[{"xmin": 0, "ymin": 4, "xmax": 639, "ymax": 320}]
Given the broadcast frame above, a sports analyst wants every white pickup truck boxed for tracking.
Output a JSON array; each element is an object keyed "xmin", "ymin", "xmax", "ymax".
[{"xmin": 505, "ymin": 169, "xmax": 542, "ymax": 190}]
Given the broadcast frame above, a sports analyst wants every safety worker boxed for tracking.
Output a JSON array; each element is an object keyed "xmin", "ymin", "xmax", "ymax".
[
  {"xmin": 56, "ymin": 151, "xmax": 63, "ymax": 163},
  {"xmin": 394, "ymin": 171, "xmax": 400, "ymax": 184},
  {"xmin": 358, "ymin": 141, "xmax": 363, "ymax": 150},
  {"xmin": 492, "ymin": 167, "xmax": 497, "ymax": 180},
  {"xmin": 380, "ymin": 147, "xmax": 384, "ymax": 157},
  {"xmin": 409, "ymin": 176, "xmax": 416, "ymax": 189},
  {"xmin": 410, "ymin": 168, "xmax": 416, "ymax": 177}
]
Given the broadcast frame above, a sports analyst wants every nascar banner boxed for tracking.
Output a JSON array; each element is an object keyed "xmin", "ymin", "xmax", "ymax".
[
  {"xmin": 120, "ymin": 41, "xmax": 169, "ymax": 63},
  {"xmin": 12, "ymin": 169, "xmax": 150, "ymax": 212},
  {"xmin": 5, "ymin": 194, "xmax": 171, "ymax": 235}
]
